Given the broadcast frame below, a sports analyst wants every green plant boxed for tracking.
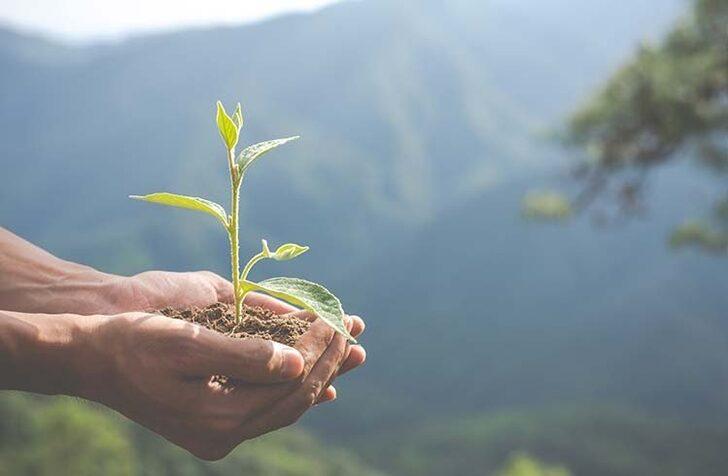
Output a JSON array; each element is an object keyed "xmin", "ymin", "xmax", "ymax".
[{"xmin": 130, "ymin": 101, "xmax": 354, "ymax": 341}]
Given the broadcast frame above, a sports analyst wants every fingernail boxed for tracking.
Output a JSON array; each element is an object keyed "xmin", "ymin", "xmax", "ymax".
[{"xmin": 276, "ymin": 344, "xmax": 304, "ymax": 379}]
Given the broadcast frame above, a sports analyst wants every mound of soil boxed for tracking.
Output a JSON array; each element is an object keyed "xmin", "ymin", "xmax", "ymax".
[{"xmin": 159, "ymin": 302, "xmax": 310, "ymax": 346}]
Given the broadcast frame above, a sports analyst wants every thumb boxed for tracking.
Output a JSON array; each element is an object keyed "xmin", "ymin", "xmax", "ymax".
[{"xmin": 183, "ymin": 330, "xmax": 305, "ymax": 383}]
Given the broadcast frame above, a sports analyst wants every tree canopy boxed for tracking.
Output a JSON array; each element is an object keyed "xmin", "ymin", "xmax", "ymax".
[{"xmin": 535, "ymin": 0, "xmax": 727, "ymax": 253}]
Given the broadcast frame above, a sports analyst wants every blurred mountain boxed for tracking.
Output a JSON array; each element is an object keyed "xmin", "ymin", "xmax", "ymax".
[
  {"xmin": 0, "ymin": 0, "xmax": 684, "ymax": 279},
  {"xmin": 3, "ymin": 1, "xmax": 723, "ymax": 474},
  {"xmin": 0, "ymin": 393, "xmax": 383, "ymax": 476},
  {"xmin": 326, "ymin": 164, "xmax": 728, "ymax": 436},
  {"xmin": 359, "ymin": 407, "xmax": 728, "ymax": 476}
]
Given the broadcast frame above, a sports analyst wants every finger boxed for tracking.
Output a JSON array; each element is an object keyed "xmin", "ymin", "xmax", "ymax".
[
  {"xmin": 316, "ymin": 386, "xmax": 336, "ymax": 404},
  {"xmin": 183, "ymin": 331, "xmax": 304, "ymax": 383},
  {"xmin": 195, "ymin": 271, "xmax": 234, "ymax": 304},
  {"xmin": 293, "ymin": 315, "xmax": 337, "ymax": 372},
  {"xmin": 243, "ymin": 292, "xmax": 297, "ymax": 314},
  {"xmin": 338, "ymin": 345, "xmax": 366, "ymax": 376},
  {"xmin": 237, "ymin": 330, "xmax": 348, "ymax": 439},
  {"xmin": 313, "ymin": 316, "xmax": 355, "ymax": 395},
  {"xmin": 349, "ymin": 315, "xmax": 365, "ymax": 338},
  {"xmin": 207, "ymin": 316, "xmax": 337, "ymax": 415}
]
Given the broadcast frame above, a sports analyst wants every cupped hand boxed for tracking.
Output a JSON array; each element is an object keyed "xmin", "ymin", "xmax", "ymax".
[
  {"xmin": 122, "ymin": 273, "xmax": 367, "ymax": 388},
  {"xmin": 112, "ymin": 270, "xmax": 234, "ymax": 312},
  {"xmin": 80, "ymin": 309, "xmax": 362, "ymax": 460}
]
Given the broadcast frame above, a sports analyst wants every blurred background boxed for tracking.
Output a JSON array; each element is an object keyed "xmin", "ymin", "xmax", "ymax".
[{"xmin": 1, "ymin": 0, "xmax": 726, "ymax": 474}]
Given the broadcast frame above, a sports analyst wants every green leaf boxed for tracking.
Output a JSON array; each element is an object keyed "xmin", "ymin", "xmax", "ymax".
[
  {"xmin": 243, "ymin": 277, "xmax": 355, "ymax": 342},
  {"xmin": 216, "ymin": 101, "xmax": 239, "ymax": 150},
  {"xmin": 232, "ymin": 102, "xmax": 244, "ymax": 130},
  {"xmin": 236, "ymin": 136, "xmax": 300, "ymax": 173},
  {"xmin": 129, "ymin": 192, "xmax": 229, "ymax": 228},
  {"xmin": 271, "ymin": 243, "xmax": 309, "ymax": 261},
  {"xmin": 260, "ymin": 239, "xmax": 309, "ymax": 261}
]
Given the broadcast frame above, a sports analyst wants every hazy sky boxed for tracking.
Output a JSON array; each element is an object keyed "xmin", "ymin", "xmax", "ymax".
[{"xmin": 0, "ymin": 0, "xmax": 342, "ymax": 43}]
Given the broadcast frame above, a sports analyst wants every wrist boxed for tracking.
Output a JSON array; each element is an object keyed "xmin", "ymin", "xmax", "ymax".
[
  {"xmin": 0, "ymin": 311, "xmax": 107, "ymax": 397},
  {"xmin": 0, "ymin": 249, "xmax": 123, "ymax": 315}
]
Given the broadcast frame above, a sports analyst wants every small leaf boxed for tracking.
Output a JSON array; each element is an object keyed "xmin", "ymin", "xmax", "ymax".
[
  {"xmin": 232, "ymin": 102, "xmax": 244, "ymax": 131},
  {"xmin": 243, "ymin": 277, "xmax": 355, "ymax": 342},
  {"xmin": 216, "ymin": 101, "xmax": 239, "ymax": 150},
  {"xmin": 236, "ymin": 136, "xmax": 300, "ymax": 172},
  {"xmin": 270, "ymin": 243, "xmax": 309, "ymax": 261},
  {"xmin": 130, "ymin": 192, "xmax": 228, "ymax": 228},
  {"xmin": 261, "ymin": 239, "xmax": 272, "ymax": 257}
]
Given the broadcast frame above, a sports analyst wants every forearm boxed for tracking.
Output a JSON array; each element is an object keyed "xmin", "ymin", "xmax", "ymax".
[
  {"xmin": 0, "ymin": 227, "xmax": 123, "ymax": 314},
  {"xmin": 0, "ymin": 309, "xmax": 102, "ymax": 396}
]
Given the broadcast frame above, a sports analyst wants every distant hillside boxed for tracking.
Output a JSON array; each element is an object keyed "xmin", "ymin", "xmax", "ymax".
[
  {"xmin": 5, "ymin": 2, "xmax": 723, "ymax": 473},
  {"xmin": 315, "ymin": 164, "xmax": 728, "ymax": 435},
  {"xmin": 0, "ymin": 393, "xmax": 382, "ymax": 476},
  {"xmin": 0, "ymin": 0, "xmax": 684, "ymax": 280},
  {"xmin": 359, "ymin": 407, "xmax": 728, "ymax": 476}
]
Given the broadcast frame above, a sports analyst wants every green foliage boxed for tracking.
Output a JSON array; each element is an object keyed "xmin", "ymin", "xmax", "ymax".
[
  {"xmin": 0, "ymin": 396, "xmax": 135, "ymax": 476},
  {"xmin": 130, "ymin": 193, "xmax": 229, "ymax": 228},
  {"xmin": 0, "ymin": 394, "xmax": 381, "ymax": 476},
  {"xmin": 261, "ymin": 240, "xmax": 310, "ymax": 261},
  {"xmin": 521, "ymin": 191, "xmax": 572, "ymax": 221},
  {"xmin": 496, "ymin": 452, "xmax": 571, "ymax": 476},
  {"xmin": 245, "ymin": 277, "xmax": 355, "ymax": 343},
  {"xmin": 551, "ymin": 0, "xmax": 727, "ymax": 250},
  {"xmin": 237, "ymin": 137, "xmax": 300, "ymax": 174},
  {"xmin": 670, "ymin": 220, "xmax": 728, "ymax": 253},
  {"xmin": 568, "ymin": 0, "xmax": 726, "ymax": 170},
  {"xmin": 216, "ymin": 101, "xmax": 240, "ymax": 150},
  {"xmin": 669, "ymin": 196, "xmax": 728, "ymax": 254},
  {"xmin": 360, "ymin": 407, "xmax": 728, "ymax": 476},
  {"xmin": 131, "ymin": 102, "xmax": 351, "ymax": 339}
]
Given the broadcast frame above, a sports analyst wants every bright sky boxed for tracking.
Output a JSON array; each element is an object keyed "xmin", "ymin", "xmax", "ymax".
[{"xmin": 0, "ymin": 0, "xmax": 342, "ymax": 43}]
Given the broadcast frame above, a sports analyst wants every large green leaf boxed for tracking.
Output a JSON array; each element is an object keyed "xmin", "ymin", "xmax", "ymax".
[
  {"xmin": 216, "ymin": 101, "xmax": 239, "ymax": 150},
  {"xmin": 236, "ymin": 136, "xmax": 300, "ymax": 173},
  {"xmin": 243, "ymin": 277, "xmax": 355, "ymax": 342},
  {"xmin": 129, "ymin": 192, "xmax": 229, "ymax": 228}
]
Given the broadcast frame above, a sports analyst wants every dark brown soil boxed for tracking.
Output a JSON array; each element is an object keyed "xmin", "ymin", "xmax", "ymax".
[{"xmin": 159, "ymin": 302, "xmax": 310, "ymax": 346}]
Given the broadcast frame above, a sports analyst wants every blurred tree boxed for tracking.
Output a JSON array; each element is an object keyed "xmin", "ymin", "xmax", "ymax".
[
  {"xmin": 530, "ymin": 0, "xmax": 727, "ymax": 253},
  {"xmin": 496, "ymin": 452, "xmax": 571, "ymax": 476},
  {"xmin": 0, "ymin": 394, "xmax": 382, "ymax": 476},
  {"xmin": 521, "ymin": 191, "xmax": 573, "ymax": 221},
  {"xmin": 0, "ymin": 398, "xmax": 137, "ymax": 476}
]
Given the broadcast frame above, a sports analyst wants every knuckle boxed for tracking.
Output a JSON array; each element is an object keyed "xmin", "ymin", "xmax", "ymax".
[
  {"xmin": 300, "ymin": 381, "xmax": 322, "ymax": 409},
  {"xmin": 249, "ymin": 341, "xmax": 277, "ymax": 371}
]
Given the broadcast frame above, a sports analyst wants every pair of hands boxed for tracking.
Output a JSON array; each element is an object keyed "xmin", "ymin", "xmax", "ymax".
[
  {"xmin": 86, "ymin": 272, "xmax": 365, "ymax": 460},
  {"xmin": 0, "ymin": 228, "xmax": 366, "ymax": 460}
]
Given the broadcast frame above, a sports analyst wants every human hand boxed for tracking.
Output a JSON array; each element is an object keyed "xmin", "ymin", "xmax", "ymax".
[
  {"xmin": 114, "ymin": 274, "xmax": 367, "ymax": 398},
  {"xmin": 79, "ymin": 310, "xmax": 357, "ymax": 460},
  {"xmin": 0, "ymin": 226, "xmax": 234, "ymax": 314},
  {"xmin": 0, "ymin": 228, "xmax": 366, "ymax": 383}
]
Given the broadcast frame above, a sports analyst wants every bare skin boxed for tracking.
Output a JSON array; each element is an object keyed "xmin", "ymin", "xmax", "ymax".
[{"xmin": 0, "ymin": 227, "xmax": 366, "ymax": 459}]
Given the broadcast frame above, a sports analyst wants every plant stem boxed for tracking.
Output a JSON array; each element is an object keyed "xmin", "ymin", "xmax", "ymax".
[
  {"xmin": 228, "ymin": 149, "xmax": 243, "ymax": 323},
  {"xmin": 240, "ymin": 253, "xmax": 265, "ymax": 284}
]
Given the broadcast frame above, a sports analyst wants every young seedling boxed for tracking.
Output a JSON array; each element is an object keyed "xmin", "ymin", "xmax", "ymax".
[{"xmin": 131, "ymin": 101, "xmax": 354, "ymax": 342}]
